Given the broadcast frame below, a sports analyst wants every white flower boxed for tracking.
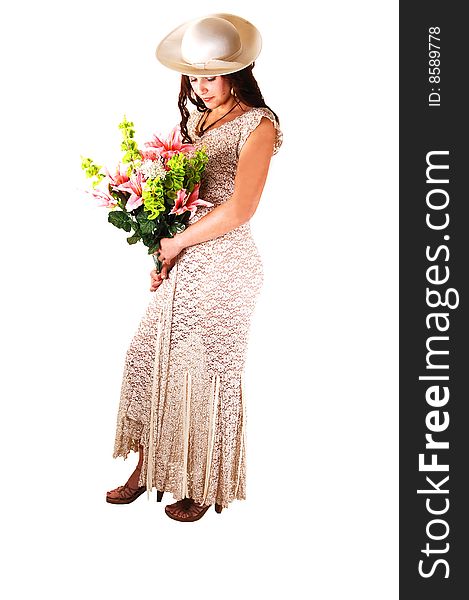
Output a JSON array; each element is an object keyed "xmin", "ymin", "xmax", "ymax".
[{"xmin": 139, "ymin": 159, "xmax": 167, "ymax": 180}]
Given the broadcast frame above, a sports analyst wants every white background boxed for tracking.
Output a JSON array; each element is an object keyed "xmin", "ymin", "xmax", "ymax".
[{"xmin": 1, "ymin": 1, "xmax": 398, "ymax": 598}]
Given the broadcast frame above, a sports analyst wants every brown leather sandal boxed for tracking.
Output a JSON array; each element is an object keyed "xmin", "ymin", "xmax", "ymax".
[
  {"xmin": 164, "ymin": 497, "xmax": 224, "ymax": 521},
  {"xmin": 106, "ymin": 466, "xmax": 165, "ymax": 505},
  {"xmin": 106, "ymin": 483, "xmax": 147, "ymax": 504}
]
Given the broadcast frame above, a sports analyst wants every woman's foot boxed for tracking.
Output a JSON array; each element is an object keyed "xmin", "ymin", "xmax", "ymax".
[
  {"xmin": 165, "ymin": 498, "xmax": 210, "ymax": 521},
  {"xmin": 106, "ymin": 465, "xmax": 144, "ymax": 503},
  {"xmin": 165, "ymin": 497, "xmax": 223, "ymax": 521}
]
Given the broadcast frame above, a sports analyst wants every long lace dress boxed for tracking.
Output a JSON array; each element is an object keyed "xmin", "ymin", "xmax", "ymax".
[{"xmin": 112, "ymin": 106, "xmax": 283, "ymax": 508}]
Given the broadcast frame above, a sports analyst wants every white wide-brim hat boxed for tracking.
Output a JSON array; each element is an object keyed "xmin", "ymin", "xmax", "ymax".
[{"xmin": 156, "ymin": 13, "xmax": 262, "ymax": 76}]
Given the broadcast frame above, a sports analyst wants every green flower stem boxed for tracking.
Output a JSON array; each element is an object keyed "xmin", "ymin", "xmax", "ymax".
[
  {"xmin": 118, "ymin": 116, "xmax": 141, "ymax": 172},
  {"xmin": 152, "ymin": 254, "xmax": 163, "ymax": 274}
]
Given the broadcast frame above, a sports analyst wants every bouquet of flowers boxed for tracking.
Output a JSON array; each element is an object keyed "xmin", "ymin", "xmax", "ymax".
[{"xmin": 81, "ymin": 116, "xmax": 211, "ymax": 272}]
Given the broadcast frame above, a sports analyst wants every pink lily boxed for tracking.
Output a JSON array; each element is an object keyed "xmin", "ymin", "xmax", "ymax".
[
  {"xmin": 142, "ymin": 126, "xmax": 195, "ymax": 161},
  {"xmin": 87, "ymin": 181, "xmax": 118, "ymax": 208},
  {"xmin": 116, "ymin": 171, "xmax": 144, "ymax": 211},
  {"xmin": 140, "ymin": 147, "xmax": 161, "ymax": 161},
  {"xmin": 170, "ymin": 184, "xmax": 213, "ymax": 218},
  {"xmin": 105, "ymin": 163, "xmax": 130, "ymax": 188}
]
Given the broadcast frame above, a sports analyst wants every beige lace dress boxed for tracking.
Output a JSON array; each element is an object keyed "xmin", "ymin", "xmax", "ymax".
[{"xmin": 112, "ymin": 106, "xmax": 283, "ymax": 508}]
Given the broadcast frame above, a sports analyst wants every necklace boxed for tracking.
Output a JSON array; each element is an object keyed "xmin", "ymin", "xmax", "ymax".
[{"xmin": 195, "ymin": 101, "xmax": 241, "ymax": 137}]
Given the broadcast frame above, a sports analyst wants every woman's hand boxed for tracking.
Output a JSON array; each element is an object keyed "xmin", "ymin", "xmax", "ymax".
[
  {"xmin": 150, "ymin": 235, "xmax": 184, "ymax": 292},
  {"xmin": 149, "ymin": 256, "xmax": 177, "ymax": 292},
  {"xmin": 155, "ymin": 235, "xmax": 184, "ymax": 264}
]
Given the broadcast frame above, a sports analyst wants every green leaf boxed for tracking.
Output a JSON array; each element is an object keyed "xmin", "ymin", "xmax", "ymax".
[
  {"xmin": 168, "ymin": 222, "xmax": 186, "ymax": 235},
  {"xmin": 173, "ymin": 222, "xmax": 187, "ymax": 233},
  {"xmin": 127, "ymin": 232, "xmax": 141, "ymax": 245},
  {"xmin": 108, "ymin": 210, "xmax": 132, "ymax": 232},
  {"xmin": 147, "ymin": 240, "xmax": 159, "ymax": 255},
  {"xmin": 136, "ymin": 209, "xmax": 156, "ymax": 231},
  {"xmin": 140, "ymin": 219, "xmax": 156, "ymax": 236}
]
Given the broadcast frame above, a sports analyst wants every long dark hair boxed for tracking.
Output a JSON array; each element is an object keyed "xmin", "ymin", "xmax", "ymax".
[{"xmin": 177, "ymin": 62, "xmax": 280, "ymax": 143}]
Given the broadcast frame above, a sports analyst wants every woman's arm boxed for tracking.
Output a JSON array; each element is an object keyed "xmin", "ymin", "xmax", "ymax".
[
  {"xmin": 156, "ymin": 117, "xmax": 276, "ymax": 263},
  {"xmin": 178, "ymin": 117, "xmax": 275, "ymax": 247}
]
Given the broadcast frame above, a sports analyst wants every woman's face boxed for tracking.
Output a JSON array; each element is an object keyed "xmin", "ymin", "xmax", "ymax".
[{"xmin": 189, "ymin": 76, "xmax": 231, "ymax": 109}]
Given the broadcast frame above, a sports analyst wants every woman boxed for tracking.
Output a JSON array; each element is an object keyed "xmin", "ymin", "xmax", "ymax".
[{"xmin": 106, "ymin": 13, "xmax": 283, "ymax": 522}]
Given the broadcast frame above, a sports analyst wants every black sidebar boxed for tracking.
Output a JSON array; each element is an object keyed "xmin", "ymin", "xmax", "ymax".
[{"xmin": 400, "ymin": 3, "xmax": 467, "ymax": 598}]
